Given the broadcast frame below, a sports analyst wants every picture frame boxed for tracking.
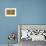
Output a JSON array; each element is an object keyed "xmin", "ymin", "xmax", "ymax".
[{"xmin": 5, "ymin": 8, "xmax": 16, "ymax": 17}]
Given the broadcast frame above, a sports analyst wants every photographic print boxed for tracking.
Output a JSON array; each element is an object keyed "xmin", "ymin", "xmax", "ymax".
[{"xmin": 5, "ymin": 8, "xmax": 16, "ymax": 17}]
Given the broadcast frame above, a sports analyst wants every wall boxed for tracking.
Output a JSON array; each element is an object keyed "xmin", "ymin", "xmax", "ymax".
[{"xmin": 0, "ymin": 0, "xmax": 46, "ymax": 44}]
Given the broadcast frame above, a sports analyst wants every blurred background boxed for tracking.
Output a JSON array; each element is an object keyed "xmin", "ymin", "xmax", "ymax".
[{"xmin": 0, "ymin": 0, "xmax": 46, "ymax": 46}]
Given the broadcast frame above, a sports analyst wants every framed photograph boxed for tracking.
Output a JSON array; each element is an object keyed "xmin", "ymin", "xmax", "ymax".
[{"xmin": 5, "ymin": 8, "xmax": 16, "ymax": 17}]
